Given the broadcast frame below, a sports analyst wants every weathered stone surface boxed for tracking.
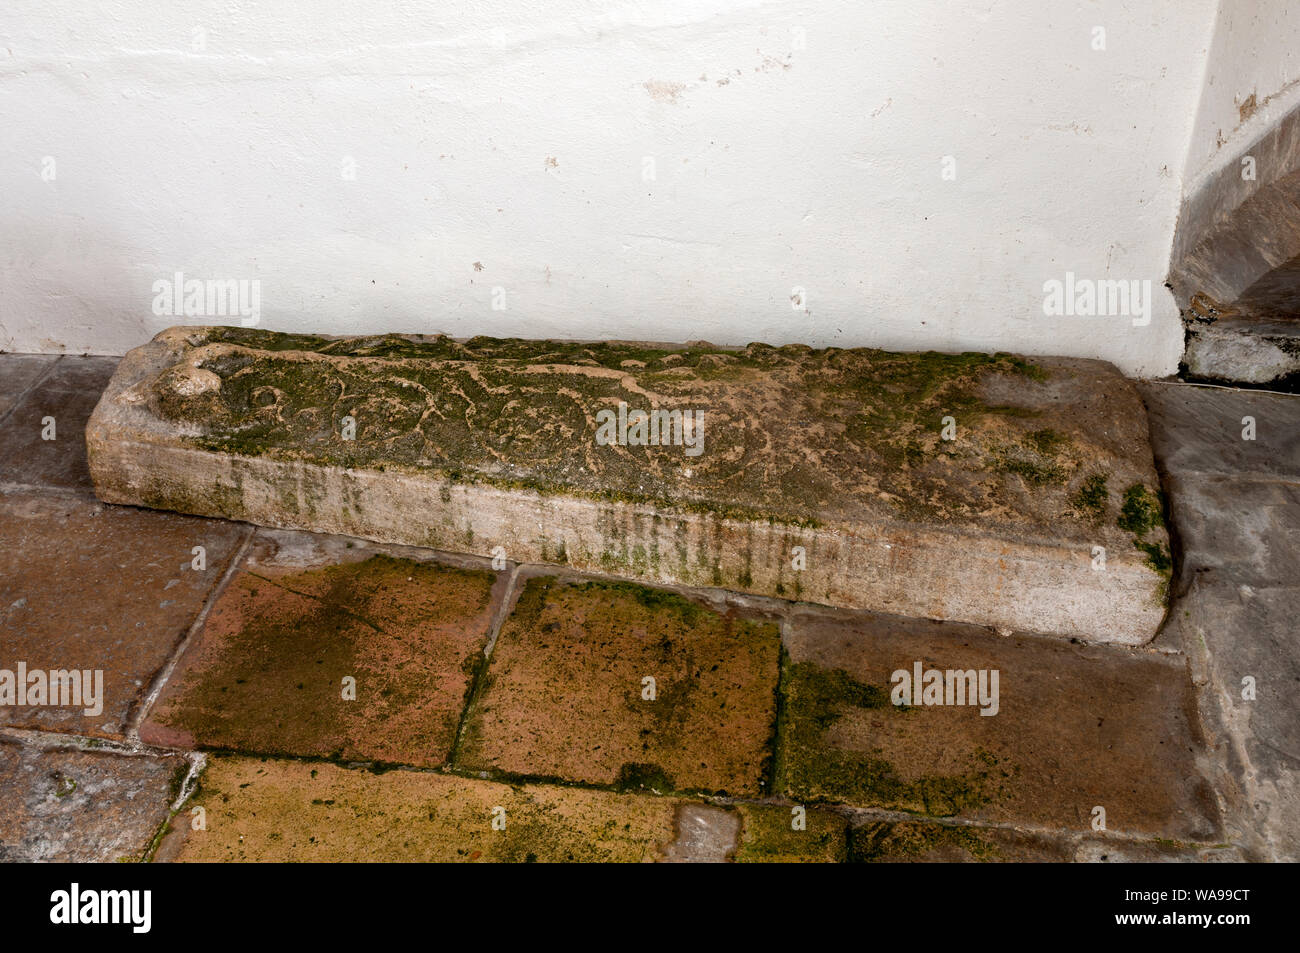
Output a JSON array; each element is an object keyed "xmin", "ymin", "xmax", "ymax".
[
  {"xmin": 1162, "ymin": 475, "xmax": 1300, "ymax": 588},
  {"xmin": 1184, "ymin": 316, "xmax": 1300, "ymax": 388},
  {"xmin": 457, "ymin": 573, "xmax": 781, "ymax": 795},
  {"xmin": 1143, "ymin": 384, "xmax": 1300, "ymax": 861},
  {"xmin": 776, "ymin": 608, "xmax": 1221, "ymax": 840},
  {"xmin": 1142, "ymin": 382, "xmax": 1300, "ymax": 483},
  {"xmin": 165, "ymin": 755, "xmax": 677, "ymax": 862},
  {"xmin": 659, "ymin": 805, "xmax": 742, "ymax": 862},
  {"xmin": 1169, "ymin": 100, "xmax": 1300, "ymax": 317},
  {"xmin": 0, "ymin": 735, "xmax": 184, "ymax": 862},
  {"xmin": 847, "ymin": 819, "xmax": 1233, "ymax": 863},
  {"xmin": 1167, "ymin": 99, "xmax": 1300, "ymax": 386},
  {"xmin": 141, "ymin": 529, "xmax": 503, "ymax": 767},
  {"xmin": 733, "ymin": 803, "xmax": 849, "ymax": 862},
  {"xmin": 1070, "ymin": 839, "xmax": 1245, "ymax": 863},
  {"xmin": 0, "ymin": 491, "xmax": 247, "ymax": 739},
  {"xmin": 850, "ymin": 819, "xmax": 1073, "ymax": 862},
  {"xmin": 1, "ymin": 355, "xmax": 118, "ymax": 491},
  {"xmin": 87, "ymin": 326, "xmax": 1171, "ymax": 642},
  {"xmin": 0, "ymin": 354, "xmax": 58, "ymax": 419},
  {"xmin": 1173, "ymin": 578, "xmax": 1300, "ymax": 863}
]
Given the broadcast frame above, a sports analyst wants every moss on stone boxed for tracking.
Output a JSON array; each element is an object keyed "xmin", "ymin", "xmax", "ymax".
[
  {"xmin": 1118, "ymin": 483, "xmax": 1165, "ymax": 538},
  {"xmin": 1116, "ymin": 483, "xmax": 1172, "ymax": 604},
  {"xmin": 567, "ymin": 578, "xmax": 707, "ymax": 626},
  {"xmin": 1024, "ymin": 428, "xmax": 1068, "ymax": 455},
  {"xmin": 614, "ymin": 763, "xmax": 675, "ymax": 795},
  {"xmin": 166, "ymin": 762, "xmax": 190, "ymax": 804},
  {"xmin": 835, "ymin": 351, "xmax": 1048, "ymax": 479},
  {"xmin": 1070, "ymin": 473, "xmax": 1109, "ymax": 523},
  {"xmin": 848, "ymin": 819, "xmax": 1000, "ymax": 862},
  {"xmin": 993, "ymin": 448, "xmax": 1067, "ymax": 486},
  {"xmin": 733, "ymin": 803, "xmax": 849, "ymax": 863},
  {"xmin": 991, "ymin": 427, "xmax": 1075, "ymax": 487},
  {"xmin": 147, "ymin": 329, "xmax": 1089, "ymax": 532},
  {"xmin": 775, "ymin": 660, "xmax": 1015, "ymax": 815},
  {"xmin": 783, "ymin": 661, "xmax": 891, "ymax": 728},
  {"xmin": 148, "ymin": 553, "xmax": 494, "ymax": 767}
]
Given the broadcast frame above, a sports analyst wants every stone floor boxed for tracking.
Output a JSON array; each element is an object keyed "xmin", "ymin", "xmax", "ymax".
[{"xmin": 1, "ymin": 353, "xmax": 1296, "ymax": 862}]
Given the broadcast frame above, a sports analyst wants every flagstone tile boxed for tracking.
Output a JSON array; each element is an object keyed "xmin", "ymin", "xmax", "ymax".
[
  {"xmin": 163, "ymin": 755, "xmax": 677, "ymax": 863},
  {"xmin": 776, "ymin": 608, "xmax": 1221, "ymax": 841},
  {"xmin": 141, "ymin": 529, "xmax": 504, "ymax": 768},
  {"xmin": 0, "ymin": 491, "xmax": 248, "ymax": 739},
  {"xmin": 456, "ymin": 573, "xmax": 782, "ymax": 796},
  {"xmin": 0, "ymin": 355, "xmax": 119, "ymax": 491},
  {"xmin": 0, "ymin": 354, "xmax": 59, "ymax": 419}
]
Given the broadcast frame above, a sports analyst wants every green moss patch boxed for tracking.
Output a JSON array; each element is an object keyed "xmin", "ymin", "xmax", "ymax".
[
  {"xmin": 775, "ymin": 661, "xmax": 1015, "ymax": 815},
  {"xmin": 1116, "ymin": 483, "xmax": 1172, "ymax": 603},
  {"xmin": 1118, "ymin": 483, "xmax": 1164, "ymax": 537},
  {"xmin": 1024, "ymin": 428, "xmax": 1068, "ymax": 455},
  {"xmin": 991, "ymin": 427, "xmax": 1076, "ymax": 487},
  {"xmin": 848, "ymin": 819, "xmax": 1000, "ymax": 862},
  {"xmin": 733, "ymin": 803, "xmax": 849, "ymax": 863},
  {"xmin": 455, "ymin": 576, "xmax": 781, "ymax": 796},
  {"xmin": 1069, "ymin": 473, "xmax": 1109, "ymax": 523},
  {"xmin": 143, "ymin": 329, "xmax": 1133, "ymax": 533}
]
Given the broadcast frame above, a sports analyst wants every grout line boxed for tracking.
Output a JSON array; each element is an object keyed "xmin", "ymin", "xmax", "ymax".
[
  {"xmin": 1142, "ymin": 378, "xmax": 1299, "ymax": 397},
  {"xmin": 763, "ymin": 619, "xmax": 794, "ymax": 796},
  {"xmin": 482, "ymin": 562, "xmax": 523, "ymax": 658},
  {"xmin": 168, "ymin": 752, "xmax": 207, "ymax": 813},
  {"xmin": 125, "ymin": 524, "xmax": 257, "ymax": 741},
  {"xmin": 0, "ymin": 724, "xmax": 193, "ymax": 764},
  {"xmin": 445, "ymin": 562, "xmax": 523, "ymax": 768}
]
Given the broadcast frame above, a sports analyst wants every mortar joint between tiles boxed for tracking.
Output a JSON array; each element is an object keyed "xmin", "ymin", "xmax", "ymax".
[{"xmin": 125, "ymin": 524, "xmax": 257, "ymax": 741}]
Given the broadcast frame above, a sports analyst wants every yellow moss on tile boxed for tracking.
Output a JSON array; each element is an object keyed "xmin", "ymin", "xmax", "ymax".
[
  {"xmin": 457, "ymin": 576, "xmax": 782, "ymax": 796},
  {"xmin": 732, "ymin": 803, "xmax": 848, "ymax": 863},
  {"xmin": 174, "ymin": 756, "xmax": 678, "ymax": 863},
  {"xmin": 848, "ymin": 820, "xmax": 1003, "ymax": 862},
  {"xmin": 144, "ymin": 553, "xmax": 495, "ymax": 768}
]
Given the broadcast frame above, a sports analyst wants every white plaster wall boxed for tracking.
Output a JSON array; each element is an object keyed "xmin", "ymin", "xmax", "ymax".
[
  {"xmin": 1184, "ymin": 0, "xmax": 1300, "ymax": 189},
  {"xmin": 1, "ymin": 1, "xmax": 1217, "ymax": 375}
]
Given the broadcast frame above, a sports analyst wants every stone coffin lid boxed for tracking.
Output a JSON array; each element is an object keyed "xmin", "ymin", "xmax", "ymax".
[{"xmin": 86, "ymin": 326, "xmax": 1172, "ymax": 644}]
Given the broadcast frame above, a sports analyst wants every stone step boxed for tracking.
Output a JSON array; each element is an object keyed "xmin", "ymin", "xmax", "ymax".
[
  {"xmin": 1183, "ymin": 314, "xmax": 1300, "ymax": 390},
  {"xmin": 87, "ymin": 326, "xmax": 1171, "ymax": 644}
]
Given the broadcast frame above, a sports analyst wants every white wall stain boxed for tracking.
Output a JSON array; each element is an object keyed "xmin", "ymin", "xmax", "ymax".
[
  {"xmin": 1184, "ymin": 0, "xmax": 1300, "ymax": 189},
  {"xmin": 0, "ymin": 0, "xmax": 1261, "ymax": 377}
]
